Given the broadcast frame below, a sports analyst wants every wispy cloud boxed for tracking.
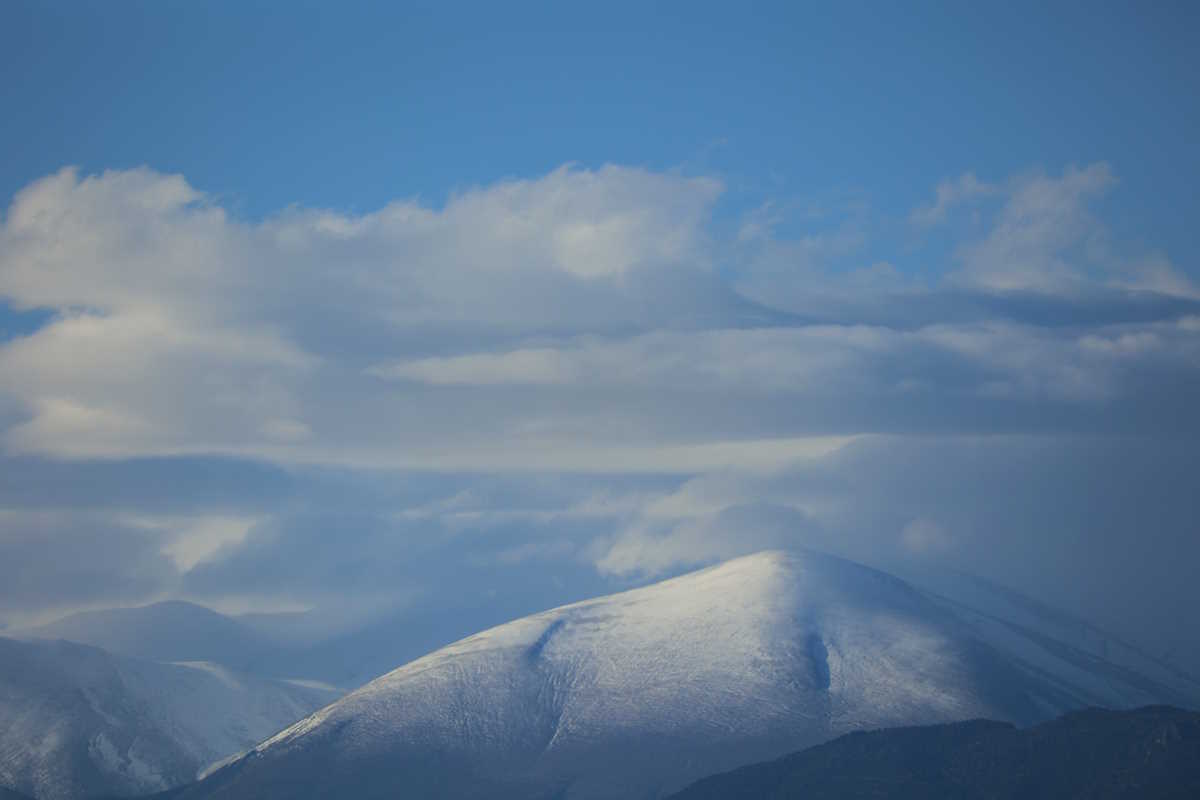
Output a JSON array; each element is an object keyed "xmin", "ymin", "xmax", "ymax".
[{"xmin": 910, "ymin": 172, "xmax": 996, "ymax": 227}]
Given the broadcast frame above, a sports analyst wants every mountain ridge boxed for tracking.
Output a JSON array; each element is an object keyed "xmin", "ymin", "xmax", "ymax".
[
  {"xmin": 668, "ymin": 704, "xmax": 1200, "ymax": 799},
  {"xmin": 0, "ymin": 636, "xmax": 339, "ymax": 800},
  {"xmin": 162, "ymin": 549, "xmax": 1198, "ymax": 800},
  {"xmin": 16, "ymin": 601, "xmax": 277, "ymax": 677}
]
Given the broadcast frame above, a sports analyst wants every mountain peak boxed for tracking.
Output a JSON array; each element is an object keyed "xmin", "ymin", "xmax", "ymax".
[
  {"xmin": 17, "ymin": 599, "xmax": 267, "ymax": 670},
  {"xmin": 170, "ymin": 548, "xmax": 1193, "ymax": 800}
]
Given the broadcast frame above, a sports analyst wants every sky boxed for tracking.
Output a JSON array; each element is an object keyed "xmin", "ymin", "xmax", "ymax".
[{"xmin": 1, "ymin": 2, "xmax": 1198, "ymax": 672}]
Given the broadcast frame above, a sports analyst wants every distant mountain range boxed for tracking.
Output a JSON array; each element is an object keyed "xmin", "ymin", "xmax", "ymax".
[
  {"xmin": 18, "ymin": 598, "xmax": 556, "ymax": 692},
  {"xmin": 17, "ymin": 601, "xmax": 276, "ymax": 676},
  {"xmin": 154, "ymin": 550, "xmax": 1200, "ymax": 800},
  {"xmin": 668, "ymin": 705, "xmax": 1200, "ymax": 799},
  {"xmin": 0, "ymin": 637, "xmax": 338, "ymax": 800},
  {"xmin": 4, "ymin": 549, "xmax": 1198, "ymax": 799}
]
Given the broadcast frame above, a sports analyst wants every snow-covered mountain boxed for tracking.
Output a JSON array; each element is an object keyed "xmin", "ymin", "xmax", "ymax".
[
  {"xmin": 17, "ymin": 601, "xmax": 281, "ymax": 678},
  {"xmin": 907, "ymin": 566, "xmax": 1200, "ymax": 704},
  {"xmin": 0, "ymin": 636, "xmax": 340, "ymax": 800},
  {"xmin": 171, "ymin": 550, "xmax": 1200, "ymax": 800},
  {"xmin": 20, "ymin": 597, "xmax": 573, "ymax": 691}
]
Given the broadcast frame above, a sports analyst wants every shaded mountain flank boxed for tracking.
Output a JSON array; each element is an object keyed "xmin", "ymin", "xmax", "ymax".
[{"xmin": 670, "ymin": 705, "xmax": 1200, "ymax": 800}]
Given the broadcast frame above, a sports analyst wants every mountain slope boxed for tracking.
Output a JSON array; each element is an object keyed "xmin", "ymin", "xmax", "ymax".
[
  {"xmin": 0, "ymin": 637, "xmax": 340, "ymax": 800},
  {"xmin": 669, "ymin": 705, "xmax": 1200, "ymax": 799},
  {"xmin": 18, "ymin": 602, "xmax": 277, "ymax": 677},
  {"xmin": 167, "ymin": 550, "xmax": 1196, "ymax": 800},
  {"xmin": 903, "ymin": 565, "xmax": 1200, "ymax": 702}
]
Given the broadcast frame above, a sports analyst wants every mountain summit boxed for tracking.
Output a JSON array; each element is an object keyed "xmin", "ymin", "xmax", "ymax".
[{"xmin": 169, "ymin": 550, "xmax": 1197, "ymax": 800}]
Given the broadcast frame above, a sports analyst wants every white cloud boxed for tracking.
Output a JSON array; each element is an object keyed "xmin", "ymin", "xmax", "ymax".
[
  {"xmin": 1116, "ymin": 254, "xmax": 1199, "ymax": 298},
  {"xmin": 369, "ymin": 347, "xmax": 576, "ymax": 386},
  {"xmin": 239, "ymin": 435, "xmax": 855, "ymax": 474},
  {"xmin": 3, "ymin": 162, "xmax": 1198, "ymax": 666},
  {"xmin": 0, "ymin": 165, "xmax": 730, "ymax": 466},
  {"xmin": 954, "ymin": 164, "xmax": 1116, "ymax": 291},
  {"xmin": 594, "ymin": 504, "xmax": 808, "ymax": 577},
  {"xmin": 0, "ymin": 309, "xmax": 315, "ymax": 458},
  {"xmin": 910, "ymin": 172, "xmax": 996, "ymax": 226},
  {"xmin": 1, "ymin": 162, "xmax": 1197, "ymax": 476},
  {"xmin": 375, "ymin": 318, "xmax": 1195, "ymax": 413},
  {"xmin": 120, "ymin": 513, "xmax": 264, "ymax": 571}
]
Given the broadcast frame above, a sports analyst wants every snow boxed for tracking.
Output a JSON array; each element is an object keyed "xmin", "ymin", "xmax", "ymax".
[
  {"xmin": 0, "ymin": 637, "xmax": 340, "ymax": 800},
  {"xmin": 88, "ymin": 733, "xmax": 168, "ymax": 793},
  {"xmin": 280, "ymin": 678, "xmax": 342, "ymax": 692},
  {"xmin": 11, "ymin": 549, "xmax": 1196, "ymax": 800},
  {"xmin": 196, "ymin": 549, "xmax": 1196, "ymax": 800},
  {"xmin": 905, "ymin": 566, "xmax": 1200, "ymax": 705}
]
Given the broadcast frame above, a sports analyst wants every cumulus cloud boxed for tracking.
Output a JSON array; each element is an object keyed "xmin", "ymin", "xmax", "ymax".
[{"xmin": 0, "ymin": 164, "xmax": 786, "ymax": 468}]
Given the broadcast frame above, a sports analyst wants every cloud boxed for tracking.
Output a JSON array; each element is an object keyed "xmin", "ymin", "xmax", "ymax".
[
  {"xmin": 0, "ymin": 160, "xmax": 1198, "ymax": 675},
  {"xmin": 0, "ymin": 164, "xmax": 772, "ymax": 468},
  {"xmin": 910, "ymin": 172, "xmax": 997, "ymax": 226},
  {"xmin": 0, "ymin": 309, "xmax": 314, "ymax": 458},
  {"xmin": 2, "ymin": 162, "xmax": 1197, "ymax": 472},
  {"xmin": 0, "ymin": 510, "xmax": 179, "ymax": 620},
  {"xmin": 177, "ymin": 497, "xmax": 624, "ymax": 636},
  {"xmin": 140, "ymin": 513, "xmax": 264, "ymax": 571},
  {"xmin": 954, "ymin": 164, "xmax": 1117, "ymax": 291},
  {"xmin": 375, "ymin": 319, "xmax": 1199, "ymax": 437},
  {"xmin": 595, "ymin": 503, "xmax": 814, "ymax": 577},
  {"xmin": 370, "ymin": 347, "xmax": 576, "ymax": 386},
  {"xmin": 584, "ymin": 433, "xmax": 1200, "ymax": 670},
  {"xmin": 0, "ymin": 454, "xmax": 293, "ymax": 513},
  {"xmin": 899, "ymin": 518, "xmax": 952, "ymax": 555}
]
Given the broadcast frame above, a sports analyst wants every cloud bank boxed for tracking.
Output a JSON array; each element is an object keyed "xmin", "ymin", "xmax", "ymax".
[{"xmin": 1, "ymin": 163, "xmax": 1197, "ymax": 671}]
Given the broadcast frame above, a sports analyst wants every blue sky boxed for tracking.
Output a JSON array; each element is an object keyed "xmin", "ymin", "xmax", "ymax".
[
  {"xmin": 1, "ymin": 2, "xmax": 1198, "ymax": 672},
  {"xmin": 4, "ymin": 2, "xmax": 1197, "ymax": 244}
]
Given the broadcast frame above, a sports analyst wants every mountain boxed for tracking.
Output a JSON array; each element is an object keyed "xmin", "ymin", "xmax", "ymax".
[
  {"xmin": 0, "ymin": 637, "xmax": 340, "ymax": 800},
  {"xmin": 902, "ymin": 565, "xmax": 1200, "ymax": 701},
  {"xmin": 163, "ymin": 550, "xmax": 1199, "ymax": 800},
  {"xmin": 669, "ymin": 705, "xmax": 1200, "ymax": 798},
  {"xmin": 22, "ymin": 598, "xmax": 584, "ymax": 692},
  {"xmin": 23, "ymin": 600, "xmax": 567, "ymax": 692},
  {"xmin": 248, "ymin": 588, "xmax": 606, "ymax": 690},
  {"xmin": 17, "ymin": 602, "xmax": 279, "ymax": 677}
]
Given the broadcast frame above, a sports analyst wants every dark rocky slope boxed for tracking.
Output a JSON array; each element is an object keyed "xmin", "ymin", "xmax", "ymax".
[{"xmin": 670, "ymin": 705, "xmax": 1200, "ymax": 799}]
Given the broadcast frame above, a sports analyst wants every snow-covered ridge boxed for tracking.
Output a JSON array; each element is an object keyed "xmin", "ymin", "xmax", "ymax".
[
  {"xmin": 0, "ymin": 636, "xmax": 340, "ymax": 800},
  {"xmin": 907, "ymin": 566, "xmax": 1200, "ymax": 701},
  {"xmin": 178, "ymin": 549, "xmax": 1197, "ymax": 800}
]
